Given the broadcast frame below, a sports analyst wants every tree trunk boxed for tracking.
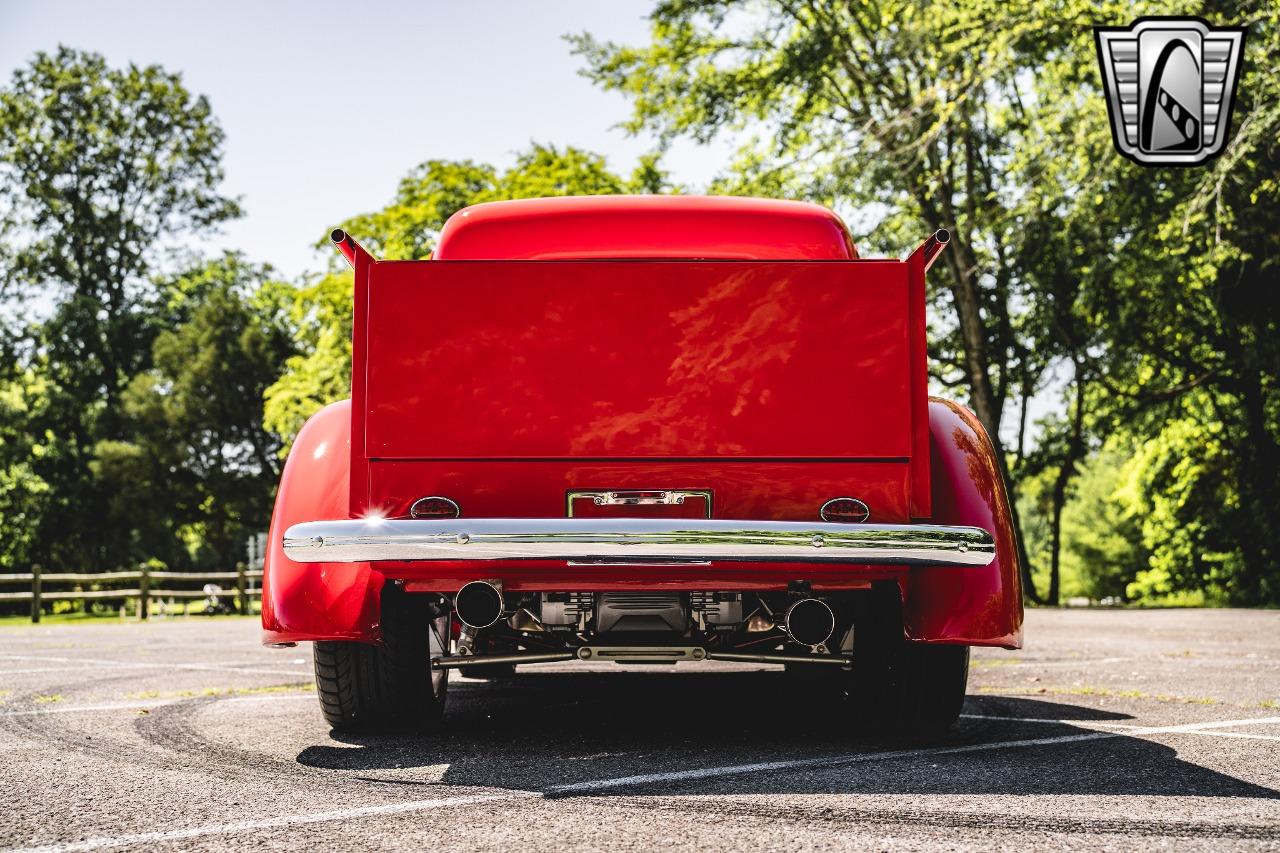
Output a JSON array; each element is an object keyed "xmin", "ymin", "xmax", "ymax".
[
  {"xmin": 1047, "ymin": 371, "xmax": 1089, "ymax": 606},
  {"xmin": 1232, "ymin": 368, "xmax": 1279, "ymax": 605}
]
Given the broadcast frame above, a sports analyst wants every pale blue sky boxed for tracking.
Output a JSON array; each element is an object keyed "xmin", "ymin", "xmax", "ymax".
[{"xmin": 0, "ymin": 0, "xmax": 733, "ymax": 278}]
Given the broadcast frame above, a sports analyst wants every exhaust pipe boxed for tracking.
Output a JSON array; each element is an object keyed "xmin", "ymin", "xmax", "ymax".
[
  {"xmin": 330, "ymin": 228, "xmax": 374, "ymax": 270},
  {"xmin": 907, "ymin": 227, "xmax": 951, "ymax": 273},
  {"xmin": 454, "ymin": 580, "xmax": 505, "ymax": 629},
  {"xmin": 784, "ymin": 598, "xmax": 835, "ymax": 648}
]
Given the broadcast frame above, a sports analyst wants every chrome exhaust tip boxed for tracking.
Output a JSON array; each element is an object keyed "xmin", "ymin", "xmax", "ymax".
[
  {"xmin": 455, "ymin": 580, "xmax": 504, "ymax": 629},
  {"xmin": 784, "ymin": 598, "xmax": 835, "ymax": 648}
]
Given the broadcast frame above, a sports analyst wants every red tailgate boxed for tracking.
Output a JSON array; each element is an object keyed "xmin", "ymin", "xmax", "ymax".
[{"xmin": 362, "ymin": 260, "xmax": 911, "ymax": 460}]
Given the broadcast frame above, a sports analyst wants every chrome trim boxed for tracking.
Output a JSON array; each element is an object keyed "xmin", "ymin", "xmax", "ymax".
[
  {"xmin": 568, "ymin": 489, "xmax": 711, "ymax": 518},
  {"xmin": 282, "ymin": 518, "xmax": 996, "ymax": 567},
  {"xmin": 410, "ymin": 495, "xmax": 460, "ymax": 519}
]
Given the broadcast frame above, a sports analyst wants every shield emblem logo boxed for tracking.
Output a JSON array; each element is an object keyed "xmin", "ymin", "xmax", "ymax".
[{"xmin": 1095, "ymin": 17, "xmax": 1247, "ymax": 166}]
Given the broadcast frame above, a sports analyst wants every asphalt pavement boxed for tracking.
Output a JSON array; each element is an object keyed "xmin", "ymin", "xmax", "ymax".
[{"xmin": 0, "ymin": 608, "xmax": 1277, "ymax": 851}]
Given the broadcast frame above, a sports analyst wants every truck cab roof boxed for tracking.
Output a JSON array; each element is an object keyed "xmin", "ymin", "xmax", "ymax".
[{"xmin": 432, "ymin": 195, "xmax": 857, "ymax": 260}]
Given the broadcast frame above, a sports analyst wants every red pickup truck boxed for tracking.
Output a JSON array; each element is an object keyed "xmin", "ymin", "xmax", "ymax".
[{"xmin": 263, "ymin": 195, "xmax": 1022, "ymax": 734}]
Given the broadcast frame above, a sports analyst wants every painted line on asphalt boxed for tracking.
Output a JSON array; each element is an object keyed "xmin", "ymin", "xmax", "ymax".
[
  {"xmin": 0, "ymin": 693, "xmax": 316, "ymax": 718},
  {"xmin": 962, "ymin": 713, "xmax": 1280, "ymax": 741},
  {"xmin": 7, "ymin": 794, "xmax": 530, "ymax": 853},
  {"xmin": 975, "ymin": 656, "xmax": 1133, "ymax": 668},
  {"xmin": 1177, "ymin": 729, "xmax": 1280, "ymax": 742},
  {"xmin": 0, "ymin": 665, "xmax": 307, "ymax": 677},
  {"xmin": 16, "ymin": 714, "xmax": 1280, "ymax": 853},
  {"xmin": 0, "ymin": 668, "xmax": 148, "ymax": 676},
  {"xmin": 0, "ymin": 654, "xmax": 309, "ymax": 679}
]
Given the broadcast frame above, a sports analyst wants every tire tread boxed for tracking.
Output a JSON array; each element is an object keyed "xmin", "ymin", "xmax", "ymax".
[{"xmin": 312, "ymin": 586, "xmax": 445, "ymax": 733}]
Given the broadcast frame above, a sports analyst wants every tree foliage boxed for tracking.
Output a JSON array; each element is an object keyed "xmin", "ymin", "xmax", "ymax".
[
  {"xmin": 0, "ymin": 48, "xmax": 248, "ymax": 573},
  {"xmin": 0, "ymin": 47, "xmax": 239, "ymax": 427},
  {"xmin": 110, "ymin": 255, "xmax": 295, "ymax": 568}
]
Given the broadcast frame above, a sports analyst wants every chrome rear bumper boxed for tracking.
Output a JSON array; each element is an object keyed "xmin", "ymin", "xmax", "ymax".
[{"xmin": 282, "ymin": 518, "xmax": 996, "ymax": 567}]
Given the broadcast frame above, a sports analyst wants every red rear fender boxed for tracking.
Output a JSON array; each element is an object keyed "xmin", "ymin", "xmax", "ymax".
[
  {"xmin": 901, "ymin": 398, "xmax": 1024, "ymax": 648},
  {"xmin": 261, "ymin": 400, "xmax": 382, "ymax": 644}
]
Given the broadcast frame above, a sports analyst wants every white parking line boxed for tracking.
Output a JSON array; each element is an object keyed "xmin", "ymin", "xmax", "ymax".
[
  {"xmin": 976, "ymin": 657, "xmax": 1133, "ymax": 668},
  {"xmin": 1178, "ymin": 730, "xmax": 1280, "ymax": 742},
  {"xmin": 0, "ymin": 694, "xmax": 316, "ymax": 718},
  {"xmin": 13, "ymin": 714, "xmax": 1280, "ymax": 853},
  {"xmin": 9, "ymin": 794, "xmax": 529, "ymax": 853},
  {"xmin": 0, "ymin": 668, "xmax": 137, "ymax": 676},
  {"xmin": 961, "ymin": 713, "xmax": 1280, "ymax": 742},
  {"xmin": 0, "ymin": 654, "xmax": 308, "ymax": 679}
]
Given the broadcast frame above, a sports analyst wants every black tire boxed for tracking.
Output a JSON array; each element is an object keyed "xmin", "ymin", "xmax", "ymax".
[
  {"xmin": 313, "ymin": 585, "xmax": 449, "ymax": 733},
  {"xmin": 896, "ymin": 643, "xmax": 970, "ymax": 732},
  {"xmin": 847, "ymin": 583, "xmax": 969, "ymax": 733}
]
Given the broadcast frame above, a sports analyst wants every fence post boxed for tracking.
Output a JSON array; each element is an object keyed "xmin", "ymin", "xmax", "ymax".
[
  {"xmin": 138, "ymin": 563, "xmax": 150, "ymax": 621},
  {"xmin": 30, "ymin": 564, "xmax": 42, "ymax": 624},
  {"xmin": 236, "ymin": 561, "xmax": 248, "ymax": 615}
]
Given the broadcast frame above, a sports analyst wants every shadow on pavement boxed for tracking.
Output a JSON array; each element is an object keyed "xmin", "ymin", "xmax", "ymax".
[{"xmin": 296, "ymin": 669, "xmax": 1280, "ymax": 801}]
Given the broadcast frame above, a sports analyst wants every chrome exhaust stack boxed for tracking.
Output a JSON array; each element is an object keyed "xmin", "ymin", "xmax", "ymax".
[
  {"xmin": 784, "ymin": 598, "xmax": 835, "ymax": 648},
  {"xmin": 454, "ymin": 580, "xmax": 505, "ymax": 629}
]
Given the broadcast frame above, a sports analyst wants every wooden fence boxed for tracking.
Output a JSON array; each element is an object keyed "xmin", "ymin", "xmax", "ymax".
[{"xmin": 0, "ymin": 564, "xmax": 263, "ymax": 622}]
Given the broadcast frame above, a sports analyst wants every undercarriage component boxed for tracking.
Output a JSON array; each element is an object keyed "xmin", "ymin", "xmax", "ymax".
[
  {"xmin": 432, "ymin": 645, "xmax": 852, "ymax": 668},
  {"xmin": 539, "ymin": 592, "xmax": 592, "ymax": 631},
  {"xmin": 577, "ymin": 645, "xmax": 705, "ymax": 663},
  {"xmin": 432, "ymin": 650, "xmax": 576, "ymax": 669},
  {"xmin": 595, "ymin": 591, "xmax": 686, "ymax": 633},
  {"xmin": 690, "ymin": 591, "xmax": 742, "ymax": 630},
  {"xmin": 708, "ymin": 650, "xmax": 850, "ymax": 666}
]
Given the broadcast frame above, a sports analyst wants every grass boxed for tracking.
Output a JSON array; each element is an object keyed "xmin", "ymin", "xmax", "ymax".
[{"xmin": 969, "ymin": 657, "xmax": 1026, "ymax": 669}]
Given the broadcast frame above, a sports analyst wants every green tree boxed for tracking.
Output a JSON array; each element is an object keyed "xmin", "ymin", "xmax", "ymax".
[
  {"xmin": 0, "ymin": 370, "xmax": 53, "ymax": 570},
  {"xmin": 1036, "ymin": 2, "xmax": 1280, "ymax": 605},
  {"xmin": 1059, "ymin": 443, "xmax": 1150, "ymax": 602},
  {"xmin": 262, "ymin": 271, "xmax": 354, "ymax": 447},
  {"xmin": 0, "ymin": 47, "xmax": 239, "ymax": 571},
  {"xmin": 101, "ymin": 255, "xmax": 294, "ymax": 569}
]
